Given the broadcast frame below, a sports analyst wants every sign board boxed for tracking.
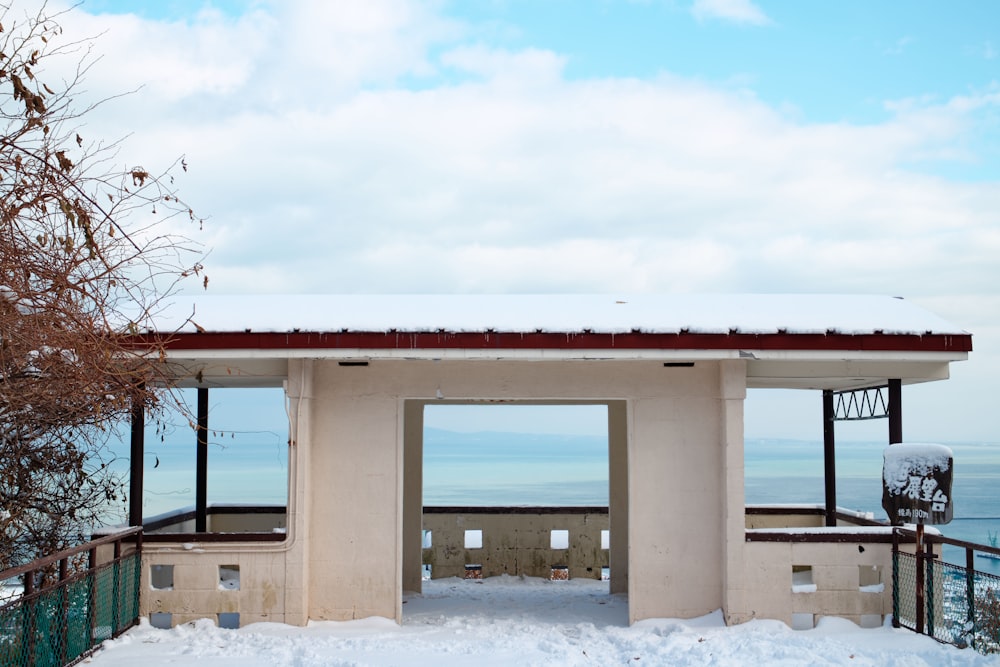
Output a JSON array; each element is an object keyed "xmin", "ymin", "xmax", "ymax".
[{"xmin": 882, "ymin": 443, "xmax": 953, "ymax": 525}]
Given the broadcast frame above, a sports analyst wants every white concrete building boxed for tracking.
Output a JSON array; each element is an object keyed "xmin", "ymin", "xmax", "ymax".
[{"xmin": 133, "ymin": 294, "xmax": 971, "ymax": 629}]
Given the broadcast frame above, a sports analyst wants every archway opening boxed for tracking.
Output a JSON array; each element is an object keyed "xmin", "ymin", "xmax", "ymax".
[{"xmin": 403, "ymin": 401, "xmax": 628, "ymax": 622}]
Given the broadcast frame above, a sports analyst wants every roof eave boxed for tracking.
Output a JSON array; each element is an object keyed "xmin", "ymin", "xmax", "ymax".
[{"xmin": 135, "ymin": 330, "xmax": 973, "ymax": 355}]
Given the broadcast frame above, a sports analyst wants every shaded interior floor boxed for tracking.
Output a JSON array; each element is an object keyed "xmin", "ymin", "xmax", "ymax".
[{"xmin": 402, "ymin": 576, "xmax": 629, "ymax": 629}]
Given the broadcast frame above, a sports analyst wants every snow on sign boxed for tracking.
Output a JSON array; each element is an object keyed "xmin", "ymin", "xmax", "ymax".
[{"xmin": 882, "ymin": 443, "xmax": 953, "ymax": 525}]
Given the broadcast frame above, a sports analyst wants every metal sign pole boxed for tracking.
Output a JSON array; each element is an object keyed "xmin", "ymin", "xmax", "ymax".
[{"xmin": 915, "ymin": 523, "xmax": 925, "ymax": 634}]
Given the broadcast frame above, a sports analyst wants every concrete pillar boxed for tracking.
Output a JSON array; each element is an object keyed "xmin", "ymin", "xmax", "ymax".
[
  {"xmin": 608, "ymin": 400, "xmax": 629, "ymax": 595},
  {"xmin": 283, "ymin": 359, "xmax": 314, "ymax": 626},
  {"xmin": 402, "ymin": 400, "xmax": 425, "ymax": 593},
  {"xmin": 627, "ymin": 361, "xmax": 741, "ymax": 623},
  {"xmin": 307, "ymin": 361, "xmax": 402, "ymax": 622},
  {"xmin": 719, "ymin": 360, "xmax": 749, "ymax": 625}
]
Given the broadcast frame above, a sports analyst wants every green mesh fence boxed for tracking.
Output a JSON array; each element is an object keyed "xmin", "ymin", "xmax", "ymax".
[
  {"xmin": 894, "ymin": 548, "xmax": 1000, "ymax": 654},
  {"xmin": 0, "ymin": 550, "xmax": 140, "ymax": 667},
  {"xmin": 894, "ymin": 550, "xmax": 918, "ymax": 631},
  {"xmin": 948, "ymin": 564, "xmax": 1000, "ymax": 653}
]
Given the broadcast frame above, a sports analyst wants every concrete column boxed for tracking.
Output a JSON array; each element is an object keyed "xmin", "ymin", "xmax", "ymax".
[
  {"xmin": 719, "ymin": 360, "xmax": 749, "ymax": 625},
  {"xmin": 626, "ymin": 361, "xmax": 744, "ymax": 623},
  {"xmin": 283, "ymin": 359, "xmax": 313, "ymax": 626},
  {"xmin": 608, "ymin": 400, "xmax": 629, "ymax": 595},
  {"xmin": 402, "ymin": 400, "xmax": 425, "ymax": 593},
  {"xmin": 307, "ymin": 361, "xmax": 402, "ymax": 622}
]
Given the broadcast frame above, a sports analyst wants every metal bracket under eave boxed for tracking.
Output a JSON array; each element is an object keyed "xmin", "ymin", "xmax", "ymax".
[{"xmin": 833, "ymin": 384, "xmax": 890, "ymax": 421}]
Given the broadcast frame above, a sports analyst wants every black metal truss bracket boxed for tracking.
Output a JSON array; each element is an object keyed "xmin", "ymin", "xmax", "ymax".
[{"xmin": 833, "ymin": 385, "xmax": 889, "ymax": 421}]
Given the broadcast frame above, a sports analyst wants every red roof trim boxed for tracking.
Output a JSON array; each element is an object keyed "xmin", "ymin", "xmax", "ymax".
[{"xmin": 134, "ymin": 330, "xmax": 972, "ymax": 353}]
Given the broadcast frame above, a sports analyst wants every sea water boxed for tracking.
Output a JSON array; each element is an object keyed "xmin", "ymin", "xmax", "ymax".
[
  {"xmin": 743, "ymin": 439, "xmax": 1000, "ymax": 577},
  {"xmin": 120, "ymin": 418, "xmax": 1000, "ymax": 575},
  {"xmin": 423, "ymin": 433, "xmax": 1000, "ymax": 575}
]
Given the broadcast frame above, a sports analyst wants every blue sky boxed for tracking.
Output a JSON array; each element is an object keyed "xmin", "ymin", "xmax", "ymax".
[
  {"xmin": 452, "ymin": 1, "xmax": 1000, "ymax": 181},
  {"xmin": 33, "ymin": 0, "xmax": 1000, "ymax": 441},
  {"xmin": 87, "ymin": 1, "xmax": 1000, "ymax": 125},
  {"xmin": 453, "ymin": 2, "xmax": 995, "ymax": 117}
]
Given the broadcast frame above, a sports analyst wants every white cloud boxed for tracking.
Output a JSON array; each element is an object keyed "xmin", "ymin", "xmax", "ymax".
[
  {"xmin": 691, "ymin": 0, "xmax": 771, "ymax": 26},
  {"xmin": 440, "ymin": 45, "xmax": 567, "ymax": 85},
  {"xmin": 44, "ymin": 2, "xmax": 997, "ymax": 298},
  {"xmin": 51, "ymin": 0, "xmax": 461, "ymax": 112},
  {"xmin": 51, "ymin": 5, "xmax": 274, "ymax": 101},
  {"xmin": 67, "ymin": 39, "xmax": 996, "ymax": 299},
  {"xmin": 14, "ymin": 0, "xmax": 1000, "ymax": 439}
]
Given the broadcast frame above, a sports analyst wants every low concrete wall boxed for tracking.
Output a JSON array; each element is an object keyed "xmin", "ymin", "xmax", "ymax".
[
  {"xmin": 138, "ymin": 506, "xmax": 295, "ymax": 627},
  {"xmin": 144, "ymin": 505, "xmax": 287, "ymax": 534},
  {"xmin": 745, "ymin": 505, "xmax": 884, "ymax": 530},
  {"xmin": 740, "ymin": 506, "xmax": 924, "ymax": 628},
  {"xmin": 141, "ymin": 546, "xmax": 293, "ymax": 628},
  {"xmin": 746, "ymin": 508, "xmax": 827, "ymax": 529},
  {"xmin": 743, "ymin": 535, "xmax": 892, "ymax": 628},
  {"xmin": 742, "ymin": 527, "xmax": 934, "ymax": 629},
  {"xmin": 138, "ymin": 504, "xmax": 929, "ymax": 630},
  {"xmin": 422, "ymin": 507, "xmax": 610, "ymax": 580}
]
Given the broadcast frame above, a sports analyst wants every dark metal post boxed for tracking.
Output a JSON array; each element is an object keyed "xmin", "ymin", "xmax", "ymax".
[
  {"xmin": 915, "ymin": 523, "xmax": 925, "ymax": 634},
  {"xmin": 888, "ymin": 378, "xmax": 902, "ymax": 444},
  {"xmin": 196, "ymin": 387, "xmax": 209, "ymax": 532},
  {"xmin": 822, "ymin": 389, "xmax": 837, "ymax": 526},
  {"xmin": 927, "ymin": 535, "xmax": 936, "ymax": 638},
  {"xmin": 967, "ymin": 547, "xmax": 976, "ymax": 650},
  {"xmin": 129, "ymin": 388, "xmax": 145, "ymax": 527},
  {"xmin": 112, "ymin": 540, "xmax": 121, "ymax": 633},
  {"xmin": 23, "ymin": 568, "xmax": 36, "ymax": 666},
  {"xmin": 88, "ymin": 547, "xmax": 98, "ymax": 651},
  {"xmin": 891, "ymin": 529, "xmax": 901, "ymax": 628},
  {"xmin": 58, "ymin": 557, "xmax": 69, "ymax": 665},
  {"xmin": 130, "ymin": 532, "xmax": 143, "ymax": 625}
]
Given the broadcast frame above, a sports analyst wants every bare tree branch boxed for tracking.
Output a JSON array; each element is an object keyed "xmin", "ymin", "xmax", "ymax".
[{"xmin": 0, "ymin": 1, "xmax": 205, "ymax": 572}]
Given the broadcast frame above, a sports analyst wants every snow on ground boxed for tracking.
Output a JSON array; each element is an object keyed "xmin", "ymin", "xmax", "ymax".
[{"xmin": 88, "ymin": 576, "xmax": 999, "ymax": 666}]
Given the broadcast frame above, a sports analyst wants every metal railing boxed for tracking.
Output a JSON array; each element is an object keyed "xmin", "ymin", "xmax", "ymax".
[
  {"xmin": 893, "ymin": 527, "xmax": 1000, "ymax": 654},
  {"xmin": 0, "ymin": 527, "xmax": 142, "ymax": 667}
]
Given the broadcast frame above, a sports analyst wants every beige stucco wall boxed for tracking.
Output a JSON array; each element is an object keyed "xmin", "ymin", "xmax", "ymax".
[
  {"xmin": 737, "ymin": 534, "xmax": 931, "ymax": 628},
  {"xmin": 208, "ymin": 513, "xmax": 287, "ymax": 533},
  {"xmin": 626, "ymin": 360, "xmax": 746, "ymax": 622},
  {"xmin": 295, "ymin": 357, "xmax": 745, "ymax": 623},
  {"xmin": 401, "ymin": 402, "xmax": 425, "ymax": 594},
  {"xmin": 139, "ymin": 360, "xmax": 314, "ymax": 628},
  {"xmin": 608, "ymin": 399, "xmax": 629, "ymax": 595},
  {"xmin": 145, "ymin": 512, "xmax": 286, "ymax": 534},
  {"xmin": 137, "ymin": 354, "xmax": 949, "ymax": 630},
  {"xmin": 300, "ymin": 359, "xmax": 402, "ymax": 621},
  {"xmin": 746, "ymin": 513, "xmax": 826, "ymax": 529},
  {"xmin": 139, "ymin": 543, "xmax": 301, "ymax": 629},
  {"xmin": 141, "ymin": 547, "xmax": 291, "ymax": 626},
  {"xmin": 422, "ymin": 510, "xmax": 610, "ymax": 580}
]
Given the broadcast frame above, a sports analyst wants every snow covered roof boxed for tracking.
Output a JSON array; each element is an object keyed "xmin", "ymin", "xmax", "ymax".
[
  {"xmin": 157, "ymin": 293, "xmax": 967, "ymax": 338},
  {"xmin": 145, "ymin": 294, "xmax": 971, "ymax": 390}
]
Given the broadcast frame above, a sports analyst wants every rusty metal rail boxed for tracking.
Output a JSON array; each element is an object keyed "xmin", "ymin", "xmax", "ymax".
[
  {"xmin": 893, "ymin": 527, "xmax": 1000, "ymax": 654},
  {"xmin": 0, "ymin": 527, "xmax": 142, "ymax": 667}
]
